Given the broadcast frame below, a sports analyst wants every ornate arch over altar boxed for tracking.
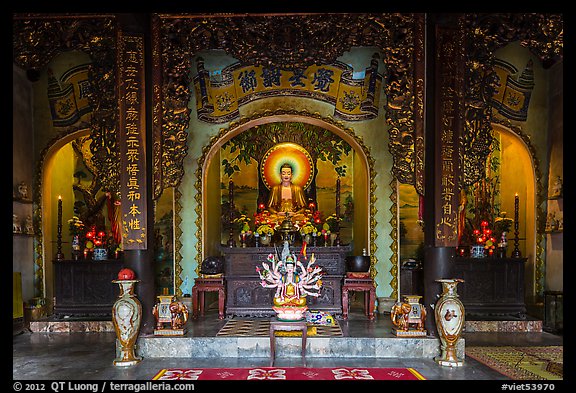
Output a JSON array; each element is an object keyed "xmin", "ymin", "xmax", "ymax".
[{"xmin": 194, "ymin": 112, "xmax": 379, "ymax": 292}]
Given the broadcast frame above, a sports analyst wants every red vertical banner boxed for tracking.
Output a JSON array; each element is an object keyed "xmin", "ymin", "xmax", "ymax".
[
  {"xmin": 119, "ymin": 33, "xmax": 147, "ymax": 250},
  {"xmin": 434, "ymin": 24, "xmax": 464, "ymax": 247}
]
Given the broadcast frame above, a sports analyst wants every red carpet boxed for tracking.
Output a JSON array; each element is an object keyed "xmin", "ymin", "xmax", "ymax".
[{"xmin": 153, "ymin": 367, "xmax": 425, "ymax": 380}]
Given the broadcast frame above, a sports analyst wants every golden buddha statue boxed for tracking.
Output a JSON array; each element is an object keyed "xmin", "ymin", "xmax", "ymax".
[{"xmin": 266, "ymin": 163, "xmax": 308, "ymax": 224}]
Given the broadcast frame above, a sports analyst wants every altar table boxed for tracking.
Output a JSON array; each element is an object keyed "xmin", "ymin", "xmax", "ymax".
[
  {"xmin": 192, "ymin": 277, "xmax": 225, "ymax": 319},
  {"xmin": 269, "ymin": 320, "xmax": 308, "ymax": 366},
  {"xmin": 221, "ymin": 245, "xmax": 350, "ymax": 318},
  {"xmin": 453, "ymin": 257, "xmax": 527, "ymax": 319},
  {"xmin": 53, "ymin": 259, "xmax": 123, "ymax": 318},
  {"xmin": 341, "ymin": 276, "xmax": 376, "ymax": 320}
]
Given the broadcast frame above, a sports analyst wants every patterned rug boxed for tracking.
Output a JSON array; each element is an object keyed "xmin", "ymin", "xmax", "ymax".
[
  {"xmin": 465, "ymin": 346, "xmax": 563, "ymax": 380},
  {"xmin": 153, "ymin": 367, "xmax": 425, "ymax": 380},
  {"xmin": 216, "ymin": 318, "xmax": 343, "ymax": 337}
]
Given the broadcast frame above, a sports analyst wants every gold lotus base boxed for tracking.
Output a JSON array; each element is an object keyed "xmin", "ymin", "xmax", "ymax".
[{"xmin": 273, "ymin": 305, "xmax": 308, "ymax": 321}]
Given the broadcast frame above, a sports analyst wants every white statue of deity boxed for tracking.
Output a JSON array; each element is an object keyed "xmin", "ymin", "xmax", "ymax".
[
  {"xmin": 25, "ymin": 215, "xmax": 34, "ymax": 234},
  {"xmin": 256, "ymin": 240, "xmax": 324, "ymax": 321},
  {"xmin": 17, "ymin": 181, "xmax": 29, "ymax": 200},
  {"xmin": 13, "ymin": 214, "xmax": 22, "ymax": 233},
  {"xmin": 551, "ymin": 176, "xmax": 563, "ymax": 198}
]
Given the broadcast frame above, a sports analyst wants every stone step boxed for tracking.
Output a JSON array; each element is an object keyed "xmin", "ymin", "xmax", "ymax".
[
  {"xmin": 30, "ymin": 318, "xmax": 543, "ymax": 334},
  {"xmin": 464, "ymin": 319, "xmax": 542, "ymax": 333},
  {"xmin": 30, "ymin": 319, "xmax": 114, "ymax": 333},
  {"xmin": 133, "ymin": 335, "xmax": 464, "ymax": 360}
]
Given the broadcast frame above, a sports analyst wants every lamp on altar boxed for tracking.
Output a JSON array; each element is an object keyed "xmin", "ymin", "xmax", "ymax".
[
  {"xmin": 308, "ymin": 201, "xmax": 316, "ymax": 213},
  {"xmin": 55, "ymin": 195, "xmax": 64, "ymax": 260}
]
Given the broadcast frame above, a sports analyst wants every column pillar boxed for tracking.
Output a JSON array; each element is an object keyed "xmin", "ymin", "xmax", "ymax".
[
  {"xmin": 422, "ymin": 14, "xmax": 465, "ymax": 336},
  {"xmin": 118, "ymin": 28, "xmax": 156, "ymax": 335}
]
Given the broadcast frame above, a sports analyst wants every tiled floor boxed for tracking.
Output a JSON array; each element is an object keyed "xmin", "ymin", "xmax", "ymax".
[{"xmin": 13, "ymin": 308, "xmax": 564, "ymax": 383}]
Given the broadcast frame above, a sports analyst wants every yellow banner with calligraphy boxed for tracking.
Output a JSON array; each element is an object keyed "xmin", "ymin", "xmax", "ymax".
[
  {"xmin": 491, "ymin": 58, "xmax": 535, "ymax": 122},
  {"xmin": 193, "ymin": 56, "xmax": 382, "ymax": 123},
  {"xmin": 47, "ymin": 64, "xmax": 92, "ymax": 128}
]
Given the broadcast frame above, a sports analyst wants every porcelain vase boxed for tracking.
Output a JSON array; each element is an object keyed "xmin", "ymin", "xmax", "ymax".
[
  {"xmin": 111, "ymin": 279, "xmax": 142, "ymax": 366},
  {"xmin": 260, "ymin": 233, "xmax": 272, "ymax": 246},
  {"xmin": 94, "ymin": 247, "xmax": 108, "ymax": 260},
  {"xmin": 434, "ymin": 278, "xmax": 465, "ymax": 367}
]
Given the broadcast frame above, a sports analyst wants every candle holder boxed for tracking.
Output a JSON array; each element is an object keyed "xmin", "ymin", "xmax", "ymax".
[
  {"xmin": 335, "ymin": 178, "xmax": 341, "ymax": 247},
  {"xmin": 55, "ymin": 197, "xmax": 64, "ymax": 261},
  {"xmin": 511, "ymin": 194, "xmax": 522, "ymax": 258},
  {"xmin": 227, "ymin": 181, "xmax": 236, "ymax": 247}
]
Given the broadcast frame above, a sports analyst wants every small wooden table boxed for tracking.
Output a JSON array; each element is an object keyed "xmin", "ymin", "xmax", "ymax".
[
  {"xmin": 191, "ymin": 277, "xmax": 225, "ymax": 319},
  {"xmin": 269, "ymin": 320, "xmax": 307, "ymax": 366},
  {"xmin": 342, "ymin": 276, "xmax": 376, "ymax": 320}
]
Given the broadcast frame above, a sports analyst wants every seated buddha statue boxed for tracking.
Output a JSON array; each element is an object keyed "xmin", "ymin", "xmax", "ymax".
[{"xmin": 266, "ymin": 163, "xmax": 308, "ymax": 224}]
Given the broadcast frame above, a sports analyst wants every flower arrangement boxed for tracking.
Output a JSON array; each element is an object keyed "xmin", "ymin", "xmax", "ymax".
[
  {"xmin": 324, "ymin": 213, "xmax": 341, "ymax": 232},
  {"xmin": 256, "ymin": 223, "xmax": 275, "ymax": 236},
  {"xmin": 299, "ymin": 221, "xmax": 318, "ymax": 236},
  {"xmin": 84, "ymin": 226, "xmax": 108, "ymax": 248},
  {"xmin": 472, "ymin": 220, "xmax": 497, "ymax": 256},
  {"xmin": 232, "ymin": 214, "xmax": 252, "ymax": 233},
  {"xmin": 494, "ymin": 212, "xmax": 513, "ymax": 235},
  {"xmin": 68, "ymin": 216, "xmax": 85, "ymax": 237}
]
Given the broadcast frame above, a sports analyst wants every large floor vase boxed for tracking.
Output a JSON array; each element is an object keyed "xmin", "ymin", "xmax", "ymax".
[
  {"xmin": 434, "ymin": 278, "xmax": 465, "ymax": 367},
  {"xmin": 112, "ymin": 279, "xmax": 142, "ymax": 366}
]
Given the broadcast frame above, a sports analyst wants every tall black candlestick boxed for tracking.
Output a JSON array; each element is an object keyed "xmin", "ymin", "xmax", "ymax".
[
  {"xmin": 335, "ymin": 178, "xmax": 341, "ymax": 246},
  {"xmin": 56, "ymin": 196, "xmax": 64, "ymax": 260},
  {"xmin": 227, "ymin": 180, "xmax": 236, "ymax": 247},
  {"xmin": 511, "ymin": 193, "xmax": 521, "ymax": 258}
]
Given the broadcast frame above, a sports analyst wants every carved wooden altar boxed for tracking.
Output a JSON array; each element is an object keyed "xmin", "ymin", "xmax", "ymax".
[
  {"xmin": 53, "ymin": 259, "xmax": 123, "ymax": 317},
  {"xmin": 452, "ymin": 257, "xmax": 527, "ymax": 319},
  {"xmin": 221, "ymin": 245, "xmax": 350, "ymax": 318}
]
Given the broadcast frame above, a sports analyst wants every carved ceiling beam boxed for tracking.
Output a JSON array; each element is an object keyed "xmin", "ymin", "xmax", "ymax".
[
  {"xmin": 154, "ymin": 13, "xmax": 419, "ymax": 192},
  {"xmin": 13, "ymin": 14, "xmax": 120, "ymax": 193},
  {"xmin": 460, "ymin": 13, "xmax": 563, "ymax": 187}
]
